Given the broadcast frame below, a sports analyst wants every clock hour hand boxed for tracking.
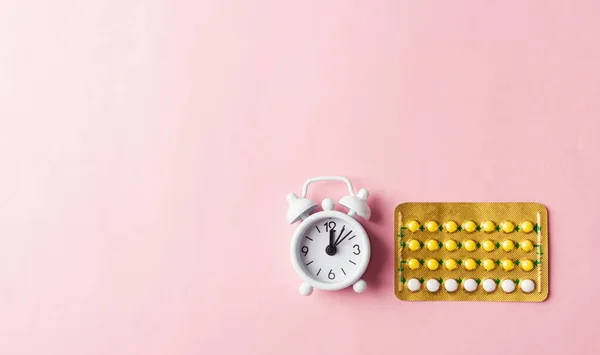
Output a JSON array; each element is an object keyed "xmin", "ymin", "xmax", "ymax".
[{"xmin": 326, "ymin": 229, "xmax": 337, "ymax": 256}]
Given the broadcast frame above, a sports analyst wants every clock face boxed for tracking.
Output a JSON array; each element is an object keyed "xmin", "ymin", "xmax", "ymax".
[{"xmin": 295, "ymin": 215, "xmax": 369, "ymax": 287}]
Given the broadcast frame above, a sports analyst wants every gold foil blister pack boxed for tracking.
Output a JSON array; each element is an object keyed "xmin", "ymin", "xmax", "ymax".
[{"xmin": 394, "ymin": 203, "xmax": 548, "ymax": 302}]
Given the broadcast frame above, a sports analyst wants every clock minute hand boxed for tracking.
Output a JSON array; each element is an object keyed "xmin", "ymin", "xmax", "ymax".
[
  {"xmin": 334, "ymin": 225, "xmax": 345, "ymax": 245},
  {"xmin": 335, "ymin": 228, "xmax": 351, "ymax": 247}
]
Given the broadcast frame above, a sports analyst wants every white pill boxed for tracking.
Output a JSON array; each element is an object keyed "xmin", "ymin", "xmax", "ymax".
[
  {"xmin": 407, "ymin": 278, "xmax": 421, "ymax": 292},
  {"xmin": 521, "ymin": 279, "xmax": 535, "ymax": 293},
  {"xmin": 501, "ymin": 279, "xmax": 516, "ymax": 293},
  {"xmin": 445, "ymin": 279, "xmax": 459, "ymax": 293},
  {"xmin": 426, "ymin": 279, "xmax": 440, "ymax": 292},
  {"xmin": 464, "ymin": 278, "xmax": 478, "ymax": 292},
  {"xmin": 482, "ymin": 279, "xmax": 497, "ymax": 293}
]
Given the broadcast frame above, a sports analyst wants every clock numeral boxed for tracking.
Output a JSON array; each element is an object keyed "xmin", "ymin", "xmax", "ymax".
[
  {"xmin": 353, "ymin": 244, "xmax": 361, "ymax": 255},
  {"xmin": 324, "ymin": 221, "xmax": 336, "ymax": 232},
  {"xmin": 301, "ymin": 246, "xmax": 309, "ymax": 256},
  {"xmin": 328, "ymin": 269, "xmax": 336, "ymax": 280}
]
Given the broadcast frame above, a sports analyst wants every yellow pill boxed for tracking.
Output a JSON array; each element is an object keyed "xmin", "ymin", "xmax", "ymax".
[
  {"xmin": 426, "ymin": 239, "xmax": 440, "ymax": 251},
  {"xmin": 501, "ymin": 259, "xmax": 515, "ymax": 271},
  {"xmin": 464, "ymin": 239, "xmax": 477, "ymax": 252},
  {"xmin": 426, "ymin": 259, "xmax": 440, "ymax": 270},
  {"xmin": 444, "ymin": 258, "xmax": 458, "ymax": 270},
  {"xmin": 520, "ymin": 240, "xmax": 534, "ymax": 252},
  {"xmin": 501, "ymin": 240, "xmax": 515, "ymax": 252},
  {"xmin": 463, "ymin": 220, "xmax": 477, "ymax": 233},
  {"xmin": 482, "ymin": 240, "xmax": 495, "ymax": 252},
  {"xmin": 407, "ymin": 258, "xmax": 420, "ymax": 270},
  {"xmin": 407, "ymin": 220, "xmax": 421, "ymax": 233},
  {"xmin": 482, "ymin": 221, "xmax": 496, "ymax": 233},
  {"xmin": 464, "ymin": 258, "xmax": 477, "ymax": 270},
  {"xmin": 520, "ymin": 259, "xmax": 534, "ymax": 271},
  {"xmin": 407, "ymin": 239, "xmax": 421, "ymax": 251},
  {"xmin": 482, "ymin": 259, "xmax": 496, "ymax": 271},
  {"xmin": 425, "ymin": 221, "xmax": 439, "ymax": 232},
  {"xmin": 444, "ymin": 239, "xmax": 458, "ymax": 251},
  {"xmin": 520, "ymin": 221, "xmax": 534, "ymax": 233},
  {"xmin": 444, "ymin": 221, "xmax": 458, "ymax": 233},
  {"xmin": 501, "ymin": 221, "xmax": 515, "ymax": 233}
]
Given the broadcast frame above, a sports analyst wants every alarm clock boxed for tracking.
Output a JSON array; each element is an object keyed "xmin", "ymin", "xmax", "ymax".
[{"xmin": 286, "ymin": 176, "xmax": 371, "ymax": 296}]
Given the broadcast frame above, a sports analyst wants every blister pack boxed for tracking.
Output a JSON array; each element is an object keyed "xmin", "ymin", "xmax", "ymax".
[{"xmin": 394, "ymin": 203, "xmax": 548, "ymax": 302}]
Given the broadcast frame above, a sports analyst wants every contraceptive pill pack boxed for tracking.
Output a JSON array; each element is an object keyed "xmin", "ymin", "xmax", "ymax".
[{"xmin": 394, "ymin": 202, "xmax": 548, "ymax": 302}]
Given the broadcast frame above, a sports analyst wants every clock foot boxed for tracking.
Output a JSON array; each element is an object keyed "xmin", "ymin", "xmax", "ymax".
[
  {"xmin": 353, "ymin": 279, "xmax": 367, "ymax": 293},
  {"xmin": 299, "ymin": 282, "xmax": 313, "ymax": 296}
]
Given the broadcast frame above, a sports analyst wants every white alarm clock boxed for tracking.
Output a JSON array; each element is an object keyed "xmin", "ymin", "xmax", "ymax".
[{"xmin": 286, "ymin": 176, "xmax": 371, "ymax": 296}]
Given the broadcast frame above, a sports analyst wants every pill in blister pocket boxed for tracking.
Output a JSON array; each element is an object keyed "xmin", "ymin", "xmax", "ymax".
[
  {"xmin": 407, "ymin": 258, "xmax": 420, "ymax": 270},
  {"xmin": 444, "ymin": 259, "xmax": 458, "ymax": 270},
  {"xmin": 407, "ymin": 278, "xmax": 421, "ymax": 292},
  {"xmin": 425, "ymin": 221, "xmax": 439, "ymax": 232},
  {"xmin": 520, "ymin": 259, "xmax": 534, "ymax": 271},
  {"xmin": 407, "ymin": 239, "xmax": 421, "ymax": 251},
  {"xmin": 426, "ymin": 279, "xmax": 440, "ymax": 292},
  {"xmin": 502, "ymin": 279, "xmax": 516, "ymax": 293},
  {"xmin": 445, "ymin": 279, "xmax": 458, "ymax": 292},
  {"xmin": 444, "ymin": 221, "xmax": 458, "ymax": 233},
  {"xmin": 501, "ymin": 259, "xmax": 515, "ymax": 271},
  {"xmin": 520, "ymin": 240, "xmax": 534, "ymax": 252},
  {"xmin": 464, "ymin": 279, "xmax": 478, "ymax": 292},
  {"xmin": 444, "ymin": 239, "xmax": 458, "ymax": 251},
  {"xmin": 520, "ymin": 221, "xmax": 534, "ymax": 233},
  {"xmin": 463, "ymin": 220, "xmax": 477, "ymax": 233},
  {"xmin": 482, "ymin": 240, "xmax": 495, "ymax": 252},
  {"xmin": 464, "ymin": 240, "xmax": 477, "ymax": 251},
  {"xmin": 521, "ymin": 279, "xmax": 535, "ymax": 293},
  {"xmin": 464, "ymin": 258, "xmax": 477, "ymax": 270},
  {"xmin": 500, "ymin": 221, "xmax": 515, "ymax": 233},
  {"xmin": 482, "ymin": 279, "xmax": 497, "ymax": 293},
  {"xmin": 407, "ymin": 220, "xmax": 420, "ymax": 232},
  {"xmin": 426, "ymin": 259, "xmax": 440, "ymax": 270},
  {"xmin": 501, "ymin": 240, "xmax": 515, "ymax": 251},
  {"xmin": 426, "ymin": 239, "xmax": 439, "ymax": 251},
  {"xmin": 482, "ymin": 221, "xmax": 496, "ymax": 233},
  {"xmin": 482, "ymin": 258, "xmax": 496, "ymax": 271}
]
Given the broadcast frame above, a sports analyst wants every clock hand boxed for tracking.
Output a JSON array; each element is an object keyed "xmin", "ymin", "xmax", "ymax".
[
  {"xmin": 335, "ymin": 228, "xmax": 352, "ymax": 247},
  {"xmin": 326, "ymin": 229, "xmax": 337, "ymax": 256},
  {"xmin": 334, "ymin": 225, "xmax": 346, "ymax": 245}
]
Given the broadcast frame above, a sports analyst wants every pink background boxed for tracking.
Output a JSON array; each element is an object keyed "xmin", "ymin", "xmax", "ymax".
[{"xmin": 1, "ymin": 1, "xmax": 600, "ymax": 354}]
